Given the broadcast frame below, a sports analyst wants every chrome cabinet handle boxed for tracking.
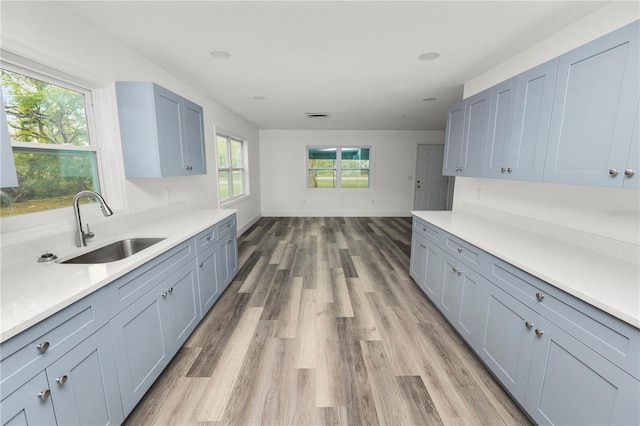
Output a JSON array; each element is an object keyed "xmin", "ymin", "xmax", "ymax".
[
  {"xmin": 507, "ymin": 167, "xmax": 513, "ymax": 173},
  {"xmin": 198, "ymin": 262, "xmax": 204, "ymax": 268},
  {"xmin": 625, "ymin": 169, "xmax": 636, "ymax": 177},
  {"xmin": 525, "ymin": 321, "xmax": 534, "ymax": 329},
  {"xmin": 535, "ymin": 329, "xmax": 544, "ymax": 337},
  {"xmin": 206, "ymin": 235, "xmax": 211, "ymax": 241},
  {"xmin": 501, "ymin": 167, "xmax": 507, "ymax": 173},
  {"xmin": 56, "ymin": 375, "xmax": 68, "ymax": 385},
  {"xmin": 535, "ymin": 292, "xmax": 545, "ymax": 301},
  {"xmin": 38, "ymin": 390, "xmax": 51, "ymax": 400},
  {"xmin": 36, "ymin": 342, "xmax": 50, "ymax": 353},
  {"xmin": 457, "ymin": 248, "xmax": 462, "ymax": 253},
  {"xmin": 609, "ymin": 168, "xmax": 620, "ymax": 176},
  {"xmin": 161, "ymin": 291, "xmax": 168, "ymax": 297}
]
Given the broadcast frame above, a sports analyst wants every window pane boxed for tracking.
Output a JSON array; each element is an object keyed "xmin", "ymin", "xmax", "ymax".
[
  {"xmin": 341, "ymin": 169, "xmax": 369, "ymax": 189},
  {"xmin": 308, "ymin": 147, "xmax": 336, "ymax": 168},
  {"xmin": 230, "ymin": 139, "xmax": 243, "ymax": 168},
  {"xmin": 218, "ymin": 170, "xmax": 230, "ymax": 200},
  {"xmin": 0, "ymin": 148, "xmax": 99, "ymax": 217},
  {"xmin": 232, "ymin": 170, "xmax": 244, "ymax": 196},
  {"xmin": 308, "ymin": 169, "xmax": 336, "ymax": 188},
  {"xmin": 341, "ymin": 148, "xmax": 370, "ymax": 169},
  {"xmin": 1, "ymin": 69, "xmax": 90, "ymax": 146},
  {"xmin": 217, "ymin": 135, "xmax": 229, "ymax": 168}
]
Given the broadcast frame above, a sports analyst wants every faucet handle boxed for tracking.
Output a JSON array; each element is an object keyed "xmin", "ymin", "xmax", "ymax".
[{"xmin": 84, "ymin": 224, "xmax": 95, "ymax": 241}]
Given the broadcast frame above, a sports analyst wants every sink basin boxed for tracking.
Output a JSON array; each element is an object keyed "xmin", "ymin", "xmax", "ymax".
[{"xmin": 61, "ymin": 237, "xmax": 165, "ymax": 264}]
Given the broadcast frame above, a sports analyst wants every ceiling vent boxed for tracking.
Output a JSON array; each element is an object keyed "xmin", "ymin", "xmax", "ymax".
[{"xmin": 305, "ymin": 113, "xmax": 330, "ymax": 119}]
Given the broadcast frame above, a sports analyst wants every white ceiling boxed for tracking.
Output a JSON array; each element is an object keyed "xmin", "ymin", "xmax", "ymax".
[{"xmin": 60, "ymin": 1, "xmax": 609, "ymax": 131}]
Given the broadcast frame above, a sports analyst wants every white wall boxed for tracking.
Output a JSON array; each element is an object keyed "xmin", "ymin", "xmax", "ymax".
[
  {"xmin": 260, "ymin": 129, "xmax": 443, "ymax": 217},
  {"xmin": 453, "ymin": 2, "xmax": 640, "ymax": 244},
  {"xmin": 0, "ymin": 1, "xmax": 261, "ymax": 237}
]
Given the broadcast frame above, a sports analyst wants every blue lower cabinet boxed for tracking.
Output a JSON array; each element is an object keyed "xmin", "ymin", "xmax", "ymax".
[
  {"xmin": 110, "ymin": 286, "xmax": 171, "ymax": 416},
  {"xmin": 196, "ymin": 245, "xmax": 220, "ymax": 318},
  {"xmin": 46, "ymin": 326, "xmax": 123, "ymax": 426},
  {"xmin": 1, "ymin": 372, "xmax": 56, "ymax": 426},
  {"xmin": 525, "ymin": 317, "xmax": 640, "ymax": 425},
  {"xmin": 163, "ymin": 262, "xmax": 199, "ymax": 353}
]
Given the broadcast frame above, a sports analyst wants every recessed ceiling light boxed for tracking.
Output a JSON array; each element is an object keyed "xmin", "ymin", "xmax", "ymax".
[
  {"xmin": 305, "ymin": 113, "xmax": 330, "ymax": 119},
  {"xmin": 210, "ymin": 50, "xmax": 231, "ymax": 59},
  {"xmin": 418, "ymin": 52, "xmax": 440, "ymax": 61},
  {"xmin": 253, "ymin": 96, "xmax": 267, "ymax": 100},
  {"xmin": 422, "ymin": 97, "xmax": 437, "ymax": 102}
]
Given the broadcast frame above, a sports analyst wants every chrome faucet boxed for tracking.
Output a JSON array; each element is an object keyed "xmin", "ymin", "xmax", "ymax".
[{"xmin": 73, "ymin": 190, "xmax": 113, "ymax": 247}]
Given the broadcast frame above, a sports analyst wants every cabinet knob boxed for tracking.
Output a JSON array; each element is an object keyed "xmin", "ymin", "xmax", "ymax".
[
  {"xmin": 457, "ymin": 248, "xmax": 463, "ymax": 253},
  {"xmin": 609, "ymin": 168, "xmax": 620, "ymax": 176},
  {"xmin": 507, "ymin": 167, "xmax": 513, "ymax": 173},
  {"xmin": 501, "ymin": 167, "xmax": 507, "ymax": 173},
  {"xmin": 56, "ymin": 375, "xmax": 68, "ymax": 385},
  {"xmin": 535, "ymin": 292, "xmax": 545, "ymax": 301},
  {"xmin": 624, "ymin": 169, "xmax": 636, "ymax": 177},
  {"xmin": 38, "ymin": 390, "xmax": 51, "ymax": 400},
  {"xmin": 535, "ymin": 329, "xmax": 544, "ymax": 337},
  {"xmin": 167, "ymin": 287, "xmax": 174, "ymax": 294},
  {"xmin": 198, "ymin": 262, "xmax": 204, "ymax": 268},
  {"xmin": 206, "ymin": 235, "xmax": 211, "ymax": 241},
  {"xmin": 161, "ymin": 291, "xmax": 168, "ymax": 297},
  {"xmin": 36, "ymin": 342, "xmax": 50, "ymax": 353},
  {"xmin": 525, "ymin": 321, "xmax": 534, "ymax": 329}
]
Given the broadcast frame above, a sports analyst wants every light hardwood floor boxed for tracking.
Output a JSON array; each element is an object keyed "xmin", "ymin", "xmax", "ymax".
[{"xmin": 123, "ymin": 217, "xmax": 530, "ymax": 425}]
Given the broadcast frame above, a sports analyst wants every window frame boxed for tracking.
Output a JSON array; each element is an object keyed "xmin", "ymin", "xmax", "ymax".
[
  {"xmin": 216, "ymin": 132, "xmax": 248, "ymax": 206},
  {"xmin": 0, "ymin": 60, "xmax": 106, "ymax": 219},
  {"xmin": 306, "ymin": 145, "xmax": 373, "ymax": 191}
]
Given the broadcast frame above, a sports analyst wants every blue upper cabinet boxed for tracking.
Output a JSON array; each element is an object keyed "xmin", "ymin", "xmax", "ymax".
[
  {"xmin": 115, "ymin": 82, "xmax": 207, "ymax": 178},
  {"xmin": 623, "ymin": 96, "xmax": 639, "ymax": 189},
  {"xmin": 443, "ymin": 99, "xmax": 466, "ymax": 176},
  {"xmin": 1, "ymin": 89, "xmax": 18, "ymax": 187},
  {"xmin": 461, "ymin": 89, "xmax": 491, "ymax": 177},
  {"xmin": 485, "ymin": 59, "xmax": 557, "ymax": 181},
  {"xmin": 485, "ymin": 76, "xmax": 519, "ymax": 179},
  {"xmin": 544, "ymin": 21, "xmax": 639, "ymax": 187}
]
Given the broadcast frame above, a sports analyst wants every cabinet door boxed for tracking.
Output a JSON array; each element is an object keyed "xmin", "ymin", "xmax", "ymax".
[
  {"xmin": 477, "ymin": 284, "xmax": 537, "ymax": 401},
  {"xmin": 461, "ymin": 89, "xmax": 491, "ymax": 177},
  {"xmin": 196, "ymin": 246, "xmax": 220, "ymax": 318},
  {"xmin": 225, "ymin": 232, "xmax": 238, "ymax": 284},
  {"xmin": 485, "ymin": 76, "xmax": 518, "ymax": 179},
  {"xmin": 509, "ymin": 59, "xmax": 557, "ymax": 181},
  {"xmin": 451, "ymin": 263, "xmax": 484, "ymax": 346},
  {"xmin": 110, "ymin": 287, "xmax": 171, "ymax": 416},
  {"xmin": 154, "ymin": 85, "xmax": 186, "ymax": 177},
  {"xmin": 182, "ymin": 99, "xmax": 207, "ymax": 175},
  {"xmin": 525, "ymin": 318, "xmax": 640, "ymax": 425},
  {"xmin": 623, "ymin": 96, "xmax": 639, "ymax": 188},
  {"xmin": 163, "ymin": 263, "xmax": 199, "ymax": 352},
  {"xmin": 46, "ymin": 326, "xmax": 124, "ymax": 426},
  {"xmin": 422, "ymin": 239, "xmax": 443, "ymax": 303},
  {"xmin": 409, "ymin": 233, "xmax": 427, "ymax": 288},
  {"xmin": 439, "ymin": 254, "xmax": 458, "ymax": 322},
  {"xmin": 443, "ymin": 100, "xmax": 465, "ymax": 176},
  {"xmin": 1, "ymin": 372, "xmax": 56, "ymax": 426},
  {"xmin": 544, "ymin": 21, "xmax": 639, "ymax": 186}
]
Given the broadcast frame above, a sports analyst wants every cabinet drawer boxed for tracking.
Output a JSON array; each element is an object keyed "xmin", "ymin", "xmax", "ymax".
[
  {"xmin": 105, "ymin": 239, "xmax": 195, "ymax": 317},
  {"xmin": 443, "ymin": 233, "xmax": 482, "ymax": 269},
  {"xmin": 489, "ymin": 257, "xmax": 640, "ymax": 379},
  {"xmin": 195, "ymin": 226, "xmax": 216, "ymax": 254},
  {"xmin": 0, "ymin": 289, "xmax": 108, "ymax": 399},
  {"xmin": 218, "ymin": 214, "xmax": 236, "ymax": 237},
  {"xmin": 412, "ymin": 217, "xmax": 441, "ymax": 245}
]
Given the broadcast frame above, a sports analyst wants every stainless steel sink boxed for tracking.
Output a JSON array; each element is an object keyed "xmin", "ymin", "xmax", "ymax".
[{"xmin": 61, "ymin": 237, "xmax": 165, "ymax": 264}]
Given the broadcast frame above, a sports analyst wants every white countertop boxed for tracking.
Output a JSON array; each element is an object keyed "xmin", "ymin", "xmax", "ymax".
[
  {"xmin": 0, "ymin": 208, "xmax": 235, "ymax": 342},
  {"xmin": 413, "ymin": 210, "xmax": 640, "ymax": 329}
]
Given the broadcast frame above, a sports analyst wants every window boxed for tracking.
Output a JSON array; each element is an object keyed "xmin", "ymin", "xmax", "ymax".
[
  {"xmin": 217, "ymin": 134, "xmax": 246, "ymax": 203},
  {"xmin": 1, "ymin": 65, "xmax": 100, "ymax": 217},
  {"xmin": 307, "ymin": 146, "xmax": 371, "ymax": 189}
]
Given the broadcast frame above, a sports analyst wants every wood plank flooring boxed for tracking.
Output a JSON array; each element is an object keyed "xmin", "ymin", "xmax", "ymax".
[{"xmin": 123, "ymin": 217, "xmax": 530, "ymax": 425}]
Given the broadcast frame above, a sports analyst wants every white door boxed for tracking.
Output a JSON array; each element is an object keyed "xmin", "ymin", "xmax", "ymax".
[{"xmin": 414, "ymin": 144, "xmax": 449, "ymax": 211}]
